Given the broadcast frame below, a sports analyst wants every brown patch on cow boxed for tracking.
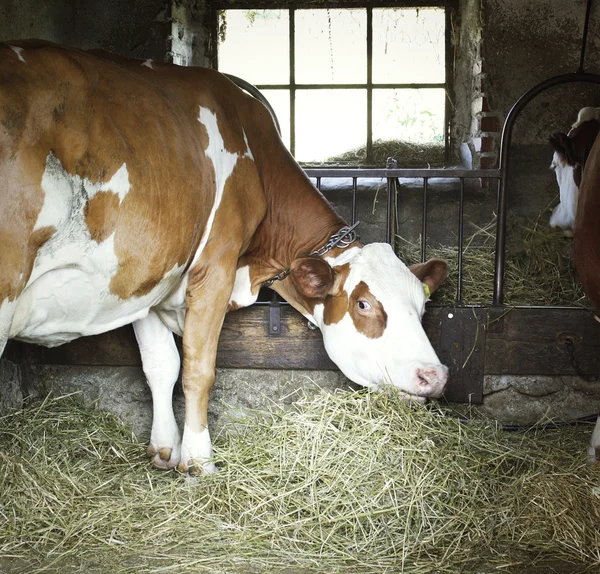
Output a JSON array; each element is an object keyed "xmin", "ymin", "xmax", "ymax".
[
  {"xmin": 84, "ymin": 191, "xmax": 119, "ymax": 243},
  {"xmin": 348, "ymin": 281, "xmax": 387, "ymax": 339},
  {"xmin": 322, "ymin": 263, "xmax": 351, "ymax": 325}
]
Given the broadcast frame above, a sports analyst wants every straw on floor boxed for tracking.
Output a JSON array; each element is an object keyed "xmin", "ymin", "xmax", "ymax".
[{"xmin": 0, "ymin": 392, "xmax": 598, "ymax": 573}]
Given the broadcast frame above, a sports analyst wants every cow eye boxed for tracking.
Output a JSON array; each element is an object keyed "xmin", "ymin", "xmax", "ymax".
[{"xmin": 357, "ymin": 300, "xmax": 371, "ymax": 311}]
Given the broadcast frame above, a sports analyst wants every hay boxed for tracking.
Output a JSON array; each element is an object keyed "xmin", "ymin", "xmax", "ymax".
[
  {"xmin": 306, "ymin": 139, "xmax": 445, "ymax": 168},
  {"xmin": 0, "ymin": 393, "xmax": 599, "ymax": 573},
  {"xmin": 397, "ymin": 215, "xmax": 587, "ymax": 306}
]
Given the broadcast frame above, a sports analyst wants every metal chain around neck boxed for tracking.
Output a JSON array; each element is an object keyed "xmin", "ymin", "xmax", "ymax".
[{"xmin": 263, "ymin": 221, "xmax": 360, "ymax": 287}]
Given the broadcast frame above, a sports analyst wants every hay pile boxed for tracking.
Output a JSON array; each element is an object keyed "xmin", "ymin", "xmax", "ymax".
[
  {"xmin": 315, "ymin": 139, "xmax": 445, "ymax": 168},
  {"xmin": 0, "ymin": 393, "xmax": 599, "ymax": 573},
  {"xmin": 397, "ymin": 216, "xmax": 586, "ymax": 306}
]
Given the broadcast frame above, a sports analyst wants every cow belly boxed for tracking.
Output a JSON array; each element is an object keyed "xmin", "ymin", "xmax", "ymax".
[{"xmin": 10, "ymin": 264, "xmax": 184, "ymax": 347}]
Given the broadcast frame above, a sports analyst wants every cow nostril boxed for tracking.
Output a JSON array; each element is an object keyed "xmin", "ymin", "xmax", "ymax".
[{"xmin": 417, "ymin": 371, "xmax": 431, "ymax": 387}]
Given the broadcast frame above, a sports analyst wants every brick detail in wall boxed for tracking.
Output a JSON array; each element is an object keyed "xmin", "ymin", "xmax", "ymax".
[{"xmin": 470, "ymin": 84, "xmax": 502, "ymax": 172}]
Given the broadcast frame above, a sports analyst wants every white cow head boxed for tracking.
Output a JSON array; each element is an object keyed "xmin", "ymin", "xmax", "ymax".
[
  {"xmin": 549, "ymin": 110, "xmax": 600, "ymax": 236},
  {"xmin": 288, "ymin": 243, "xmax": 449, "ymax": 398},
  {"xmin": 549, "ymin": 139, "xmax": 579, "ymax": 236}
]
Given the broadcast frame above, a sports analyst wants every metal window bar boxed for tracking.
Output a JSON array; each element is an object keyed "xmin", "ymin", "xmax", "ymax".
[{"xmin": 213, "ymin": 3, "xmax": 453, "ymax": 164}]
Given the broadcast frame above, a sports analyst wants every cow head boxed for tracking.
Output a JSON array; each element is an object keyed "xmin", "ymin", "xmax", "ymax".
[
  {"xmin": 287, "ymin": 243, "xmax": 448, "ymax": 399},
  {"xmin": 549, "ymin": 117, "xmax": 600, "ymax": 236}
]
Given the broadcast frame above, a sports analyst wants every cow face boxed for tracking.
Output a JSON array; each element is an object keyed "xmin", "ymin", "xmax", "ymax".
[
  {"xmin": 549, "ymin": 120, "xmax": 600, "ymax": 236},
  {"xmin": 549, "ymin": 132, "xmax": 580, "ymax": 236},
  {"xmin": 289, "ymin": 243, "xmax": 448, "ymax": 399}
]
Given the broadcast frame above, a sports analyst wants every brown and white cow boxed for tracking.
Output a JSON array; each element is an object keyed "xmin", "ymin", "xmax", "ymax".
[
  {"xmin": 549, "ymin": 107, "xmax": 600, "ymax": 236},
  {"xmin": 0, "ymin": 40, "xmax": 448, "ymax": 474},
  {"xmin": 571, "ymin": 123, "xmax": 600, "ymax": 464},
  {"xmin": 552, "ymin": 108, "xmax": 600, "ymax": 462}
]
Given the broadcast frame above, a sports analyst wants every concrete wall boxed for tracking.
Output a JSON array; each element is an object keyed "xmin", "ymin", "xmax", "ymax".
[
  {"xmin": 0, "ymin": 0, "xmax": 171, "ymax": 60},
  {"xmin": 458, "ymin": 0, "xmax": 600, "ymax": 169}
]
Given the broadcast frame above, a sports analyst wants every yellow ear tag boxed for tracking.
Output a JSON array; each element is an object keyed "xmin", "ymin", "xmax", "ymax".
[{"xmin": 423, "ymin": 283, "xmax": 431, "ymax": 298}]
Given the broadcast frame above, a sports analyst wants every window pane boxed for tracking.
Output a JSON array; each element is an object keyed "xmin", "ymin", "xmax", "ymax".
[
  {"xmin": 373, "ymin": 8, "xmax": 445, "ymax": 84},
  {"xmin": 261, "ymin": 90, "xmax": 290, "ymax": 150},
  {"xmin": 296, "ymin": 90, "xmax": 366, "ymax": 163},
  {"xmin": 218, "ymin": 10, "xmax": 289, "ymax": 85},
  {"xmin": 373, "ymin": 89, "xmax": 445, "ymax": 143},
  {"xmin": 296, "ymin": 9, "xmax": 366, "ymax": 85}
]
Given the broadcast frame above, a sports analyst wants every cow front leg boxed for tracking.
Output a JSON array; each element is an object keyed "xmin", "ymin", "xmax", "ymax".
[
  {"xmin": 176, "ymin": 263, "xmax": 237, "ymax": 475},
  {"xmin": 133, "ymin": 311, "xmax": 181, "ymax": 469},
  {"xmin": 588, "ymin": 416, "xmax": 600, "ymax": 465}
]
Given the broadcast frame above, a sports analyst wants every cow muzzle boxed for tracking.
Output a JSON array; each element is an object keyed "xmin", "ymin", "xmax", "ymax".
[{"xmin": 412, "ymin": 363, "xmax": 448, "ymax": 398}]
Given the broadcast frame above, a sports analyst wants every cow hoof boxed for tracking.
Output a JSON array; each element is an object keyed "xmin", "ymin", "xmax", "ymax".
[
  {"xmin": 147, "ymin": 444, "xmax": 180, "ymax": 470},
  {"xmin": 586, "ymin": 444, "xmax": 600, "ymax": 466},
  {"xmin": 176, "ymin": 459, "xmax": 217, "ymax": 475}
]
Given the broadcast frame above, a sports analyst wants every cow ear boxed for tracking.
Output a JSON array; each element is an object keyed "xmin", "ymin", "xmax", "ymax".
[
  {"xmin": 289, "ymin": 256, "xmax": 335, "ymax": 299},
  {"xmin": 410, "ymin": 259, "xmax": 448, "ymax": 295}
]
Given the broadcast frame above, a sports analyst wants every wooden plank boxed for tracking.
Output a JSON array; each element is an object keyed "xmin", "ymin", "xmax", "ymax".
[
  {"xmin": 15, "ymin": 307, "xmax": 600, "ymax": 385},
  {"xmin": 485, "ymin": 308, "xmax": 599, "ymax": 376},
  {"xmin": 216, "ymin": 305, "xmax": 336, "ymax": 369},
  {"xmin": 21, "ymin": 305, "xmax": 337, "ymax": 370}
]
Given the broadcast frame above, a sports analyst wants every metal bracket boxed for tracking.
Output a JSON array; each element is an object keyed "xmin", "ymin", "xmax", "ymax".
[
  {"xmin": 439, "ymin": 307, "xmax": 486, "ymax": 404},
  {"xmin": 269, "ymin": 300, "xmax": 281, "ymax": 336}
]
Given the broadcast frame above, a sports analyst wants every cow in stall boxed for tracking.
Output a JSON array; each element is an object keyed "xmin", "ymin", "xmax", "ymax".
[
  {"xmin": 551, "ymin": 107, "xmax": 600, "ymax": 463},
  {"xmin": 0, "ymin": 41, "xmax": 449, "ymax": 474},
  {"xmin": 549, "ymin": 107, "xmax": 600, "ymax": 236}
]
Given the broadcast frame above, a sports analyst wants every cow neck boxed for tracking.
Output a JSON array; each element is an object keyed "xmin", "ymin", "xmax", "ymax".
[{"xmin": 242, "ymin": 102, "xmax": 361, "ymax": 308}]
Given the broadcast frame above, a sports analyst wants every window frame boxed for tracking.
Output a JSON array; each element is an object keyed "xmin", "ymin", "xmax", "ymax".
[{"xmin": 211, "ymin": 0, "xmax": 457, "ymax": 165}]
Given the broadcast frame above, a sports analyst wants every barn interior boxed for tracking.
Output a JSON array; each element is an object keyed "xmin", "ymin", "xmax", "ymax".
[{"xmin": 1, "ymin": 1, "xmax": 600, "ymax": 572}]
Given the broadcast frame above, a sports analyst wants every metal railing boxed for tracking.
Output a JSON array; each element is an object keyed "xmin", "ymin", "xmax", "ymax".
[{"xmin": 305, "ymin": 165, "xmax": 501, "ymax": 306}]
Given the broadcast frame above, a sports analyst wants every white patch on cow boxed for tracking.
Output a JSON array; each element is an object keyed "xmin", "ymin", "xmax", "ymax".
[
  {"xmin": 9, "ymin": 45, "xmax": 25, "ymax": 63},
  {"xmin": 11, "ymin": 152, "xmax": 184, "ymax": 346},
  {"xmin": 229, "ymin": 265, "xmax": 257, "ymax": 309},
  {"xmin": 98, "ymin": 163, "xmax": 130, "ymax": 203},
  {"xmin": 142, "ymin": 59, "xmax": 154, "ymax": 69},
  {"xmin": 589, "ymin": 417, "xmax": 600, "ymax": 465},
  {"xmin": 180, "ymin": 424, "xmax": 216, "ymax": 474},
  {"xmin": 549, "ymin": 151, "xmax": 578, "ymax": 233},
  {"xmin": 150, "ymin": 109, "xmax": 251, "ymax": 332},
  {"xmin": 33, "ymin": 153, "xmax": 130, "ymax": 232},
  {"xmin": 0, "ymin": 298, "xmax": 17, "ymax": 356},
  {"xmin": 312, "ymin": 243, "xmax": 447, "ymax": 397},
  {"xmin": 134, "ymin": 312, "xmax": 181, "ymax": 468},
  {"xmin": 187, "ymin": 107, "xmax": 239, "ymax": 270},
  {"xmin": 242, "ymin": 129, "xmax": 254, "ymax": 160}
]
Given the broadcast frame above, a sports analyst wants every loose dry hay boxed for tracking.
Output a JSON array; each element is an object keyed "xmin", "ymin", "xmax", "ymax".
[
  {"xmin": 0, "ymin": 393, "xmax": 599, "ymax": 573},
  {"xmin": 397, "ymin": 216, "xmax": 587, "ymax": 306}
]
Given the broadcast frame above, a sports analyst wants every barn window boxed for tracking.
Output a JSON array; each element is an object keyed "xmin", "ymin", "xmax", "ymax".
[{"xmin": 213, "ymin": 2, "xmax": 453, "ymax": 166}]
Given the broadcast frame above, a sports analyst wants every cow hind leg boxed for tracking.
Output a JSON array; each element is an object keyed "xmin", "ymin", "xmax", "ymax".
[
  {"xmin": 133, "ymin": 311, "xmax": 181, "ymax": 470},
  {"xmin": 588, "ymin": 416, "xmax": 600, "ymax": 465}
]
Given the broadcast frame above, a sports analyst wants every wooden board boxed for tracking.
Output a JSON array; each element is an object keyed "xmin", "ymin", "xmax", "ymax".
[{"xmin": 13, "ymin": 305, "xmax": 600, "ymax": 404}]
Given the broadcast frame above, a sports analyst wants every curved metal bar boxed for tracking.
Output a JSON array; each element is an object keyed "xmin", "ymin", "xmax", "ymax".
[
  {"xmin": 225, "ymin": 73, "xmax": 282, "ymax": 136},
  {"xmin": 493, "ymin": 71, "xmax": 600, "ymax": 305},
  {"xmin": 580, "ymin": 0, "xmax": 593, "ymax": 73}
]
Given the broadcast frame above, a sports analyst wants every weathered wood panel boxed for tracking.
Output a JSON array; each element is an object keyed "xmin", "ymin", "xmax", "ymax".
[
  {"xmin": 13, "ymin": 306, "xmax": 600, "ymax": 405},
  {"xmin": 20, "ymin": 305, "xmax": 337, "ymax": 370},
  {"xmin": 484, "ymin": 308, "xmax": 599, "ymax": 376}
]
